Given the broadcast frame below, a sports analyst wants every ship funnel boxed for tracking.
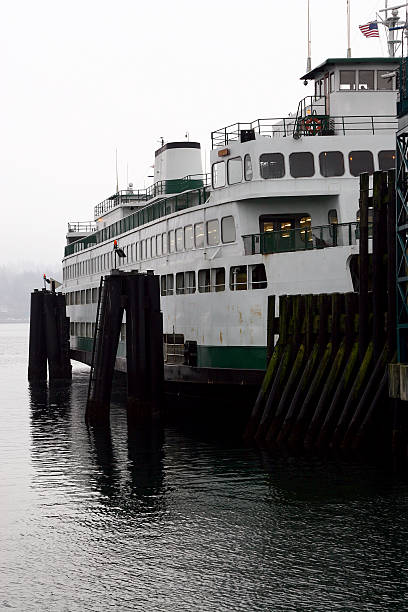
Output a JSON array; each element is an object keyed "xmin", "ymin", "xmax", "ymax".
[{"xmin": 153, "ymin": 142, "xmax": 202, "ymax": 185}]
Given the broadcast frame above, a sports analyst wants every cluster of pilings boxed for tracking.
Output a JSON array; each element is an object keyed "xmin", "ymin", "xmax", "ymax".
[
  {"xmin": 85, "ymin": 271, "xmax": 164, "ymax": 426},
  {"xmin": 245, "ymin": 169, "xmax": 397, "ymax": 455},
  {"xmin": 28, "ymin": 289, "xmax": 72, "ymax": 381}
]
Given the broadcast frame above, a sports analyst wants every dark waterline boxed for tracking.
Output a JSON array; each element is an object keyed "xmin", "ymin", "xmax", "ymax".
[{"xmin": 2, "ymin": 323, "xmax": 408, "ymax": 611}]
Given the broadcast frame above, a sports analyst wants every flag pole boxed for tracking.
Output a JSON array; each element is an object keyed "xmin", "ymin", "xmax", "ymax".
[
  {"xmin": 306, "ymin": 0, "xmax": 311, "ymax": 72},
  {"xmin": 347, "ymin": 0, "xmax": 351, "ymax": 57}
]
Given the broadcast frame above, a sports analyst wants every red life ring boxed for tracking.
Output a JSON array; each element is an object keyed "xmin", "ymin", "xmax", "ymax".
[{"xmin": 304, "ymin": 116, "xmax": 323, "ymax": 135}]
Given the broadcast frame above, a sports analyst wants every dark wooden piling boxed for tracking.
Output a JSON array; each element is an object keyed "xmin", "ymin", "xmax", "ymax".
[
  {"xmin": 28, "ymin": 290, "xmax": 47, "ymax": 381},
  {"xmin": 86, "ymin": 271, "xmax": 164, "ymax": 426},
  {"xmin": 359, "ymin": 173, "xmax": 370, "ymax": 362},
  {"xmin": 372, "ymin": 171, "xmax": 388, "ymax": 359},
  {"xmin": 28, "ymin": 289, "xmax": 71, "ymax": 382},
  {"xmin": 86, "ymin": 274, "xmax": 124, "ymax": 424}
]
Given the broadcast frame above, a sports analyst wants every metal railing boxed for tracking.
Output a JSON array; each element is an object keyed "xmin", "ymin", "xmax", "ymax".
[
  {"xmin": 242, "ymin": 222, "xmax": 362, "ymax": 255},
  {"xmin": 64, "ymin": 185, "xmax": 209, "ymax": 257},
  {"xmin": 94, "ymin": 173, "xmax": 210, "ymax": 219},
  {"xmin": 211, "ymin": 115, "xmax": 397, "ymax": 148},
  {"xmin": 67, "ymin": 222, "xmax": 97, "ymax": 233}
]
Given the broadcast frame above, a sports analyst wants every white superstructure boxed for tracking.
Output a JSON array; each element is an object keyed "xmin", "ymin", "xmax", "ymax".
[{"xmin": 62, "ymin": 57, "xmax": 399, "ymax": 381}]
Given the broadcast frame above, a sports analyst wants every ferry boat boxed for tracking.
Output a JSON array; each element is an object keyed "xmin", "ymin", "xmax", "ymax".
[{"xmin": 62, "ymin": 55, "xmax": 399, "ymax": 389}]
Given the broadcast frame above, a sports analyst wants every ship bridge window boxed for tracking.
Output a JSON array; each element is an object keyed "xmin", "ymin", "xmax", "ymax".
[
  {"xmin": 212, "ymin": 161, "xmax": 226, "ymax": 188},
  {"xmin": 348, "ymin": 150, "xmax": 374, "ymax": 176},
  {"xmin": 378, "ymin": 150, "xmax": 396, "ymax": 171},
  {"xmin": 358, "ymin": 70, "xmax": 374, "ymax": 90},
  {"xmin": 230, "ymin": 266, "xmax": 247, "ymax": 291},
  {"xmin": 221, "ymin": 216, "xmax": 236, "ymax": 243},
  {"xmin": 340, "ymin": 70, "xmax": 356, "ymax": 90},
  {"xmin": 319, "ymin": 151, "xmax": 344, "ymax": 177},
  {"xmin": 206, "ymin": 219, "xmax": 220, "ymax": 246},
  {"xmin": 289, "ymin": 152, "xmax": 315, "ymax": 178},
  {"xmin": 195, "ymin": 222, "xmax": 204, "ymax": 248},
  {"xmin": 227, "ymin": 157, "xmax": 242, "ymax": 185},
  {"xmin": 244, "ymin": 154, "xmax": 253, "ymax": 181},
  {"xmin": 260, "ymin": 153, "xmax": 285, "ymax": 179},
  {"xmin": 378, "ymin": 70, "xmax": 394, "ymax": 90}
]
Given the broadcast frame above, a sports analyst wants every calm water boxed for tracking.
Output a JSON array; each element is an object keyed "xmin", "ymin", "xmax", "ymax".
[{"xmin": 2, "ymin": 324, "xmax": 408, "ymax": 611}]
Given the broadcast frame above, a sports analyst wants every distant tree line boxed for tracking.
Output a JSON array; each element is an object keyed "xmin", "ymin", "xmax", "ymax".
[{"xmin": 0, "ymin": 266, "xmax": 61, "ymax": 322}]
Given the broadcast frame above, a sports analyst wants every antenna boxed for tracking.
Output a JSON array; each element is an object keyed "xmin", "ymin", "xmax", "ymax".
[
  {"xmin": 306, "ymin": 0, "xmax": 311, "ymax": 72},
  {"xmin": 115, "ymin": 148, "xmax": 119, "ymax": 193},
  {"xmin": 347, "ymin": 0, "xmax": 351, "ymax": 58}
]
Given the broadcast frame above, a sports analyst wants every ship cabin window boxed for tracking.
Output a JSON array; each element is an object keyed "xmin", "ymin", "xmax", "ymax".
[
  {"xmin": 221, "ymin": 216, "xmax": 236, "ymax": 243},
  {"xmin": 92, "ymin": 287, "xmax": 98, "ymax": 303},
  {"xmin": 160, "ymin": 274, "xmax": 174, "ymax": 296},
  {"xmin": 228, "ymin": 157, "xmax": 242, "ymax": 184},
  {"xmin": 329, "ymin": 72, "xmax": 335, "ymax": 93},
  {"xmin": 184, "ymin": 225, "xmax": 194, "ymax": 250},
  {"xmin": 198, "ymin": 269, "xmax": 210, "ymax": 293},
  {"xmin": 250, "ymin": 264, "xmax": 267, "ymax": 289},
  {"xmin": 185, "ymin": 271, "xmax": 196, "ymax": 294},
  {"xmin": 86, "ymin": 289, "xmax": 91, "ymax": 304},
  {"xmin": 75, "ymin": 291, "xmax": 80, "ymax": 305},
  {"xmin": 176, "ymin": 228, "xmax": 183, "ymax": 252},
  {"xmin": 244, "ymin": 154, "xmax": 253, "ymax": 181},
  {"xmin": 260, "ymin": 153, "xmax": 285, "ymax": 179},
  {"xmin": 176, "ymin": 271, "xmax": 196, "ymax": 295},
  {"xmin": 206, "ymin": 219, "xmax": 220, "ymax": 246},
  {"xmin": 151, "ymin": 236, "xmax": 156, "ymax": 258},
  {"xmin": 212, "ymin": 267, "xmax": 225, "ymax": 292},
  {"xmin": 328, "ymin": 209, "xmax": 338, "ymax": 225},
  {"xmin": 340, "ymin": 70, "xmax": 356, "ymax": 90},
  {"xmin": 289, "ymin": 152, "xmax": 315, "ymax": 178},
  {"xmin": 162, "ymin": 233, "xmax": 168, "ymax": 255},
  {"xmin": 156, "ymin": 235, "xmax": 162, "ymax": 256},
  {"xmin": 168, "ymin": 230, "xmax": 175, "ymax": 253},
  {"xmin": 348, "ymin": 150, "xmax": 374, "ymax": 176},
  {"xmin": 358, "ymin": 70, "xmax": 374, "ymax": 90},
  {"xmin": 86, "ymin": 322, "xmax": 92, "ymax": 338},
  {"xmin": 319, "ymin": 151, "xmax": 344, "ymax": 177},
  {"xmin": 212, "ymin": 161, "xmax": 226, "ymax": 188},
  {"xmin": 260, "ymin": 214, "xmax": 311, "ymax": 248},
  {"xmin": 146, "ymin": 239, "xmax": 151, "ymax": 259},
  {"xmin": 176, "ymin": 272, "xmax": 185, "ymax": 295},
  {"xmin": 230, "ymin": 266, "xmax": 247, "ymax": 291},
  {"xmin": 378, "ymin": 150, "xmax": 396, "ymax": 171},
  {"xmin": 378, "ymin": 69, "xmax": 394, "ymax": 90},
  {"xmin": 195, "ymin": 222, "xmax": 204, "ymax": 248}
]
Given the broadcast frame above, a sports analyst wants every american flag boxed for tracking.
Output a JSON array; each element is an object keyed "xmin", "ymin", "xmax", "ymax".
[{"xmin": 359, "ymin": 21, "xmax": 380, "ymax": 38}]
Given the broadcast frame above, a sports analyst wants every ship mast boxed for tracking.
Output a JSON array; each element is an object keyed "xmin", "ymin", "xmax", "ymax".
[{"xmin": 378, "ymin": 2, "xmax": 408, "ymax": 56}]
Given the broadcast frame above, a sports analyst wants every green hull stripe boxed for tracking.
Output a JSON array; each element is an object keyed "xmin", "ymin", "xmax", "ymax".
[
  {"xmin": 73, "ymin": 337, "xmax": 267, "ymax": 370},
  {"xmin": 197, "ymin": 346, "xmax": 267, "ymax": 370}
]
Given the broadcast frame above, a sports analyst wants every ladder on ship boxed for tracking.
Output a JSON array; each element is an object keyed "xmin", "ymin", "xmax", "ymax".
[{"xmin": 86, "ymin": 275, "xmax": 106, "ymax": 407}]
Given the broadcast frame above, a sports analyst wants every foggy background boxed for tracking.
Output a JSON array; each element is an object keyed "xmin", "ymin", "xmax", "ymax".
[{"xmin": 0, "ymin": 0, "xmax": 386, "ymax": 319}]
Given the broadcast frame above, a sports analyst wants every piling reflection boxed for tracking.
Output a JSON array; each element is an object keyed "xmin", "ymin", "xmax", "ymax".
[{"xmin": 29, "ymin": 374, "xmax": 165, "ymax": 520}]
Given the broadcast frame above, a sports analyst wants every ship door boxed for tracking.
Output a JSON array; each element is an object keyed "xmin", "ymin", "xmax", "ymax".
[{"xmin": 324, "ymin": 72, "xmax": 330, "ymax": 114}]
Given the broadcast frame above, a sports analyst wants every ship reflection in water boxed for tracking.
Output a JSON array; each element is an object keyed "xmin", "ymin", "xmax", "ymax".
[{"xmin": 2, "ymin": 325, "xmax": 408, "ymax": 610}]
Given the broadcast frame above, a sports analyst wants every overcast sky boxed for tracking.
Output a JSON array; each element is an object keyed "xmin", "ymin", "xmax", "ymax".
[{"xmin": 0, "ymin": 0, "xmax": 388, "ymax": 272}]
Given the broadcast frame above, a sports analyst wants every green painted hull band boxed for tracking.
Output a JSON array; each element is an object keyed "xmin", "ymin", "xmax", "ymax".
[
  {"xmin": 197, "ymin": 346, "xmax": 267, "ymax": 370},
  {"xmin": 73, "ymin": 337, "xmax": 267, "ymax": 370}
]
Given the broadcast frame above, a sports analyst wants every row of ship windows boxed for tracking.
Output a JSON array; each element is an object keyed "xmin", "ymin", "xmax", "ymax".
[
  {"xmin": 161, "ymin": 264, "xmax": 267, "ymax": 295},
  {"xmin": 63, "ymin": 216, "xmax": 236, "ymax": 280},
  {"xmin": 212, "ymin": 150, "xmax": 396, "ymax": 187},
  {"xmin": 65, "ymin": 264, "xmax": 267, "ymax": 305},
  {"xmin": 314, "ymin": 70, "xmax": 395, "ymax": 95}
]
